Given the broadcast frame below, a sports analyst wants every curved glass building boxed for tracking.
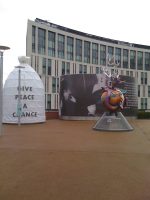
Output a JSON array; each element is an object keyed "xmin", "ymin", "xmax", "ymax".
[{"xmin": 26, "ymin": 18, "xmax": 150, "ymax": 111}]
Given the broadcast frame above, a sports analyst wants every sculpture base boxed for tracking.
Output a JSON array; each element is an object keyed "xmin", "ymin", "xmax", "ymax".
[{"xmin": 93, "ymin": 112, "xmax": 133, "ymax": 132}]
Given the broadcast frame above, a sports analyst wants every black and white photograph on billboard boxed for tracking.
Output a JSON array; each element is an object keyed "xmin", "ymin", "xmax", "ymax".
[{"xmin": 60, "ymin": 74, "xmax": 137, "ymax": 117}]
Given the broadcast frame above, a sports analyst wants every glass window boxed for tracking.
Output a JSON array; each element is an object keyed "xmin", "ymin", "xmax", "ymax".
[
  {"xmin": 79, "ymin": 64, "xmax": 87, "ymax": 74},
  {"xmin": 48, "ymin": 31, "xmax": 55, "ymax": 57},
  {"xmin": 42, "ymin": 58, "xmax": 46, "ymax": 75},
  {"xmin": 66, "ymin": 62, "xmax": 70, "ymax": 74},
  {"xmin": 141, "ymin": 98, "xmax": 144, "ymax": 109},
  {"xmin": 32, "ymin": 26, "xmax": 36, "ymax": 53},
  {"xmin": 58, "ymin": 34, "xmax": 65, "ymax": 59},
  {"xmin": 148, "ymin": 86, "xmax": 150, "ymax": 97},
  {"xmin": 52, "ymin": 77, "xmax": 56, "ymax": 93},
  {"xmin": 57, "ymin": 78, "xmax": 59, "ymax": 93},
  {"xmin": 130, "ymin": 50, "xmax": 136, "ymax": 69},
  {"xmin": 47, "ymin": 94, "xmax": 51, "ymax": 110},
  {"xmin": 141, "ymin": 98, "xmax": 147, "ymax": 109},
  {"xmin": 137, "ymin": 51, "xmax": 143, "ymax": 70},
  {"xmin": 141, "ymin": 72, "xmax": 144, "ymax": 84},
  {"xmin": 61, "ymin": 61, "xmax": 70, "ymax": 75},
  {"xmin": 100, "ymin": 45, "xmax": 106, "ymax": 65},
  {"xmin": 75, "ymin": 39, "xmax": 82, "ymax": 62},
  {"xmin": 62, "ymin": 61, "xmax": 65, "ymax": 75},
  {"xmin": 92, "ymin": 43, "xmax": 98, "ymax": 64},
  {"xmin": 67, "ymin": 37, "xmax": 74, "ymax": 60},
  {"xmin": 79, "ymin": 64, "xmax": 83, "ymax": 74},
  {"xmin": 138, "ymin": 85, "xmax": 140, "ymax": 97},
  {"xmin": 126, "ymin": 71, "xmax": 129, "ymax": 76},
  {"xmin": 108, "ymin": 46, "xmax": 114, "ymax": 59},
  {"xmin": 38, "ymin": 28, "xmax": 46, "ymax": 54},
  {"xmin": 84, "ymin": 41, "xmax": 90, "ymax": 63},
  {"xmin": 123, "ymin": 49, "xmax": 128, "ymax": 68},
  {"xmin": 48, "ymin": 59, "xmax": 51, "ymax": 75},
  {"xmin": 145, "ymin": 98, "xmax": 147, "ymax": 109},
  {"xmin": 130, "ymin": 71, "xmax": 133, "ymax": 77},
  {"xmin": 145, "ymin": 52, "xmax": 150, "ymax": 71},
  {"xmin": 96, "ymin": 67, "xmax": 100, "ymax": 74},
  {"xmin": 84, "ymin": 65, "xmax": 87, "ymax": 74},
  {"xmin": 115, "ymin": 48, "xmax": 121, "ymax": 67},
  {"xmin": 145, "ymin": 72, "xmax": 147, "ymax": 84}
]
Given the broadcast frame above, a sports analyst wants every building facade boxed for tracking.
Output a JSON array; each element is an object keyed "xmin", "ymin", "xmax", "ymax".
[{"xmin": 26, "ymin": 18, "xmax": 150, "ymax": 111}]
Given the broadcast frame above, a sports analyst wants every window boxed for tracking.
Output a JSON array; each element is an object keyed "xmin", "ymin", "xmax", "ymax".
[
  {"xmin": 42, "ymin": 58, "xmax": 46, "ymax": 75},
  {"xmin": 84, "ymin": 65, "xmax": 87, "ymax": 74},
  {"xmin": 96, "ymin": 67, "xmax": 100, "ymax": 74},
  {"xmin": 130, "ymin": 50, "xmax": 136, "ymax": 69},
  {"xmin": 148, "ymin": 86, "xmax": 150, "ymax": 97},
  {"xmin": 100, "ymin": 45, "xmax": 106, "ymax": 65},
  {"xmin": 108, "ymin": 46, "xmax": 114, "ymax": 56},
  {"xmin": 115, "ymin": 48, "xmax": 121, "ymax": 67},
  {"xmin": 48, "ymin": 59, "xmax": 51, "ymax": 75},
  {"xmin": 76, "ymin": 39, "xmax": 82, "ymax": 62},
  {"xmin": 67, "ymin": 37, "xmax": 74, "ymax": 60},
  {"xmin": 92, "ymin": 43, "xmax": 98, "ymax": 64},
  {"xmin": 137, "ymin": 51, "xmax": 143, "ymax": 70},
  {"xmin": 38, "ymin": 28, "xmax": 46, "ymax": 54},
  {"xmin": 32, "ymin": 26, "xmax": 36, "ymax": 53},
  {"xmin": 141, "ymin": 98, "xmax": 147, "ymax": 109},
  {"xmin": 123, "ymin": 49, "xmax": 129, "ymax": 68},
  {"xmin": 130, "ymin": 71, "xmax": 133, "ymax": 77},
  {"xmin": 47, "ymin": 94, "xmax": 51, "ymax": 110},
  {"xmin": 57, "ymin": 78, "xmax": 59, "ymax": 93},
  {"xmin": 108, "ymin": 46, "xmax": 114, "ymax": 60},
  {"xmin": 144, "ymin": 98, "xmax": 147, "ymax": 109},
  {"xmin": 126, "ymin": 71, "xmax": 129, "ymax": 76},
  {"xmin": 79, "ymin": 64, "xmax": 87, "ymax": 74},
  {"xmin": 141, "ymin": 98, "xmax": 144, "ymax": 109},
  {"xmin": 66, "ymin": 62, "xmax": 70, "ymax": 74},
  {"xmin": 145, "ymin": 72, "xmax": 147, "ymax": 84},
  {"xmin": 62, "ymin": 61, "xmax": 65, "ymax": 75},
  {"xmin": 52, "ymin": 77, "xmax": 56, "ymax": 93},
  {"xmin": 48, "ymin": 31, "xmax": 55, "ymax": 57},
  {"xmin": 141, "ymin": 72, "xmax": 144, "ymax": 84},
  {"xmin": 141, "ymin": 72, "xmax": 147, "ymax": 85},
  {"xmin": 84, "ymin": 41, "xmax": 90, "ymax": 63},
  {"xmin": 58, "ymin": 34, "xmax": 65, "ymax": 58},
  {"xmin": 138, "ymin": 85, "xmax": 140, "ymax": 97},
  {"xmin": 145, "ymin": 52, "xmax": 150, "ymax": 71},
  {"xmin": 61, "ymin": 61, "xmax": 70, "ymax": 75}
]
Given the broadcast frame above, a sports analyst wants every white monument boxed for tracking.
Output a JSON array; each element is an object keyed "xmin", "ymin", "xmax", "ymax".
[{"xmin": 3, "ymin": 56, "xmax": 46, "ymax": 124}]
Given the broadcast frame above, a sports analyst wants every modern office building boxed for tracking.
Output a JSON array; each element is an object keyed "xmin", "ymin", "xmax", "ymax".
[{"xmin": 26, "ymin": 18, "xmax": 150, "ymax": 111}]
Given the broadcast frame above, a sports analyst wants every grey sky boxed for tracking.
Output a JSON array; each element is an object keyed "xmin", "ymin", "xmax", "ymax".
[{"xmin": 0, "ymin": 0, "xmax": 150, "ymax": 82}]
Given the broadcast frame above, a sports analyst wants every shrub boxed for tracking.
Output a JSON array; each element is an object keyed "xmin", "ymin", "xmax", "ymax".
[{"xmin": 137, "ymin": 110, "xmax": 150, "ymax": 119}]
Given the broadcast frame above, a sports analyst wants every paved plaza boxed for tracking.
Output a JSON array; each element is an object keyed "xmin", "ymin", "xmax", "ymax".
[{"xmin": 0, "ymin": 119, "xmax": 150, "ymax": 200}]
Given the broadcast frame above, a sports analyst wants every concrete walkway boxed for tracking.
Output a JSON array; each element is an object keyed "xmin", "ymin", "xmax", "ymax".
[{"xmin": 0, "ymin": 119, "xmax": 150, "ymax": 200}]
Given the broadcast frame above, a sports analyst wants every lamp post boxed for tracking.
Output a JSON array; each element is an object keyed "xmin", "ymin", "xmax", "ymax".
[
  {"xmin": 0, "ymin": 45, "xmax": 10, "ymax": 136},
  {"xmin": 15, "ymin": 66, "xmax": 25, "ymax": 126}
]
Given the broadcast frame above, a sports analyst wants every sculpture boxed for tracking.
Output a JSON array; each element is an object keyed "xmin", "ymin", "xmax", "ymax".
[
  {"xmin": 93, "ymin": 56, "xmax": 133, "ymax": 131},
  {"xmin": 101, "ymin": 66, "xmax": 127, "ymax": 116}
]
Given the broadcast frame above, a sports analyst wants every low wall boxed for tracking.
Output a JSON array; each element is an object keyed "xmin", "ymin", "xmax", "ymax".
[{"xmin": 46, "ymin": 111, "xmax": 59, "ymax": 120}]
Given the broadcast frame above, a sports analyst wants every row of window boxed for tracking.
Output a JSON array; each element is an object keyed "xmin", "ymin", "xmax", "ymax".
[
  {"xmin": 42, "ymin": 58, "xmax": 148, "ymax": 86},
  {"xmin": 32, "ymin": 26, "xmax": 150, "ymax": 71}
]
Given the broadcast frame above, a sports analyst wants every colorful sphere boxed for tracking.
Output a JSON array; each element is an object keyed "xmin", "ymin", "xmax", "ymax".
[{"xmin": 101, "ymin": 88, "xmax": 124, "ymax": 111}]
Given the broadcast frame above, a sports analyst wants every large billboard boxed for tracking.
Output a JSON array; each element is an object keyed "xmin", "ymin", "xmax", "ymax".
[{"xmin": 60, "ymin": 74, "xmax": 137, "ymax": 117}]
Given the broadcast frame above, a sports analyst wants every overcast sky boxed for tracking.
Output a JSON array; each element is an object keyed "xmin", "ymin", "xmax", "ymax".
[{"xmin": 0, "ymin": 0, "xmax": 150, "ymax": 83}]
